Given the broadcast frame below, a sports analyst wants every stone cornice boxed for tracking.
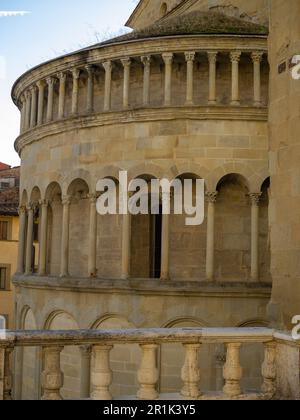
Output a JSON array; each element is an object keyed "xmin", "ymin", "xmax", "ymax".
[
  {"xmin": 13, "ymin": 274, "xmax": 271, "ymax": 299},
  {"xmin": 12, "ymin": 35, "xmax": 267, "ymax": 105},
  {"xmin": 14, "ymin": 105, "xmax": 268, "ymax": 155}
]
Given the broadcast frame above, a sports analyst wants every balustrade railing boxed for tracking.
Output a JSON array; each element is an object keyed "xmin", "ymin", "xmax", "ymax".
[{"xmin": 0, "ymin": 328, "xmax": 298, "ymax": 401}]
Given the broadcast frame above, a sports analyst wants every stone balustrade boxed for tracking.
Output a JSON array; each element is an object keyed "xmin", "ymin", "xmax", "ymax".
[
  {"xmin": 15, "ymin": 48, "xmax": 267, "ymax": 136},
  {"xmin": 1, "ymin": 328, "xmax": 299, "ymax": 400}
]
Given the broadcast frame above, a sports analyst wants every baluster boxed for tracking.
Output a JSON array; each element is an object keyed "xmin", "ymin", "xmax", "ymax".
[
  {"xmin": 181, "ymin": 344, "xmax": 201, "ymax": 399},
  {"xmin": 137, "ymin": 344, "xmax": 159, "ymax": 400},
  {"xmin": 4, "ymin": 348, "xmax": 13, "ymax": 400},
  {"xmin": 91, "ymin": 345, "xmax": 113, "ymax": 400},
  {"xmin": 223, "ymin": 343, "xmax": 242, "ymax": 398},
  {"xmin": 41, "ymin": 346, "xmax": 64, "ymax": 400},
  {"xmin": 262, "ymin": 342, "xmax": 276, "ymax": 396}
]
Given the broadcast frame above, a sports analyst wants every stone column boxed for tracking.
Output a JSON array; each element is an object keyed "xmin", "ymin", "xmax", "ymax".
[
  {"xmin": 37, "ymin": 80, "xmax": 45, "ymax": 126},
  {"xmin": 250, "ymin": 193, "xmax": 261, "ymax": 281},
  {"xmin": 24, "ymin": 90, "xmax": 31, "ymax": 131},
  {"xmin": 0, "ymin": 348, "xmax": 4, "ymax": 401},
  {"xmin": 88, "ymin": 194, "xmax": 97, "ymax": 277},
  {"xmin": 60, "ymin": 196, "xmax": 70, "ymax": 277},
  {"xmin": 71, "ymin": 69, "xmax": 80, "ymax": 116},
  {"xmin": 208, "ymin": 51, "xmax": 218, "ymax": 105},
  {"xmin": 181, "ymin": 344, "xmax": 201, "ymax": 399},
  {"xmin": 30, "ymin": 86, "xmax": 37, "ymax": 128},
  {"xmin": 141, "ymin": 55, "xmax": 151, "ymax": 106},
  {"xmin": 185, "ymin": 52, "xmax": 195, "ymax": 105},
  {"xmin": 161, "ymin": 192, "xmax": 170, "ymax": 280},
  {"xmin": 80, "ymin": 346, "xmax": 92, "ymax": 399},
  {"xmin": 230, "ymin": 51, "xmax": 241, "ymax": 106},
  {"xmin": 20, "ymin": 96, "xmax": 26, "ymax": 133},
  {"xmin": 262, "ymin": 342, "xmax": 276, "ymax": 396},
  {"xmin": 121, "ymin": 58, "xmax": 131, "ymax": 109},
  {"xmin": 251, "ymin": 52, "xmax": 263, "ymax": 107},
  {"xmin": 223, "ymin": 343, "xmax": 243, "ymax": 397},
  {"xmin": 46, "ymin": 77, "xmax": 55, "ymax": 122},
  {"xmin": 41, "ymin": 347, "xmax": 64, "ymax": 400},
  {"xmin": 122, "ymin": 211, "xmax": 131, "ymax": 280},
  {"xmin": 25, "ymin": 203, "xmax": 34, "ymax": 275},
  {"xmin": 3, "ymin": 348, "xmax": 13, "ymax": 401},
  {"xmin": 58, "ymin": 72, "xmax": 67, "ymax": 119},
  {"xmin": 17, "ymin": 206, "xmax": 27, "ymax": 274},
  {"xmin": 39, "ymin": 199, "xmax": 48, "ymax": 276},
  {"xmin": 86, "ymin": 65, "xmax": 94, "ymax": 113},
  {"xmin": 137, "ymin": 344, "xmax": 159, "ymax": 400},
  {"xmin": 162, "ymin": 53, "xmax": 173, "ymax": 106},
  {"xmin": 206, "ymin": 192, "xmax": 218, "ymax": 281},
  {"xmin": 103, "ymin": 61, "xmax": 112, "ymax": 112},
  {"xmin": 91, "ymin": 345, "xmax": 113, "ymax": 400}
]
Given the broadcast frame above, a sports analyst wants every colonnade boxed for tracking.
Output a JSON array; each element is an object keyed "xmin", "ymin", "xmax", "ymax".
[
  {"xmin": 17, "ymin": 190, "xmax": 263, "ymax": 282},
  {"xmin": 19, "ymin": 50, "xmax": 265, "ymax": 133}
]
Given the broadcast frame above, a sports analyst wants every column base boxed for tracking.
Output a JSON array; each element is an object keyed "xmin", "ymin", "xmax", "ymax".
[
  {"xmin": 230, "ymin": 101, "xmax": 240, "ymax": 106},
  {"xmin": 208, "ymin": 100, "xmax": 217, "ymax": 106},
  {"xmin": 254, "ymin": 101, "xmax": 262, "ymax": 107}
]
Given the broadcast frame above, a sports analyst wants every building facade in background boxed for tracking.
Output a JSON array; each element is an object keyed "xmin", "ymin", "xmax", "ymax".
[{"xmin": 0, "ymin": 165, "xmax": 20, "ymax": 329}]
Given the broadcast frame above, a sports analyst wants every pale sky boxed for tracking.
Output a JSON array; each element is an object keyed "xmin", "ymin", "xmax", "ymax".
[{"xmin": 0, "ymin": 0, "xmax": 137, "ymax": 167}]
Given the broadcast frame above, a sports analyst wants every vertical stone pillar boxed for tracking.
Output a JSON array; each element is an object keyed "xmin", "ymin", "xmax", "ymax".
[
  {"xmin": 46, "ymin": 77, "xmax": 55, "ymax": 122},
  {"xmin": 206, "ymin": 192, "xmax": 218, "ymax": 281},
  {"xmin": 80, "ymin": 346, "xmax": 92, "ymax": 399},
  {"xmin": 262, "ymin": 342, "xmax": 276, "ymax": 396},
  {"xmin": 208, "ymin": 51, "xmax": 218, "ymax": 105},
  {"xmin": 162, "ymin": 53, "xmax": 173, "ymax": 106},
  {"xmin": 30, "ymin": 86, "xmax": 37, "ymax": 128},
  {"xmin": 0, "ymin": 348, "xmax": 4, "ymax": 401},
  {"xmin": 251, "ymin": 51, "xmax": 263, "ymax": 107},
  {"xmin": 230, "ymin": 51, "xmax": 241, "ymax": 106},
  {"xmin": 37, "ymin": 80, "xmax": 45, "ymax": 126},
  {"xmin": 41, "ymin": 347, "xmax": 64, "ymax": 400},
  {"xmin": 85, "ymin": 65, "xmax": 94, "ymax": 113},
  {"xmin": 60, "ymin": 196, "xmax": 70, "ymax": 277},
  {"xmin": 19, "ymin": 96, "xmax": 26, "ymax": 133},
  {"xmin": 103, "ymin": 61, "xmax": 112, "ymax": 112},
  {"xmin": 71, "ymin": 68, "xmax": 80, "ymax": 116},
  {"xmin": 3, "ymin": 348, "xmax": 13, "ymax": 400},
  {"xmin": 137, "ymin": 344, "xmax": 159, "ymax": 400},
  {"xmin": 250, "ymin": 193, "xmax": 261, "ymax": 281},
  {"xmin": 17, "ymin": 206, "xmax": 27, "ymax": 274},
  {"xmin": 161, "ymin": 192, "xmax": 170, "ymax": 280},
  {"xmin": 181, "ymin": 344, "xmax": 201, "ymax": 399},
  {"xmin": 58, "ymin": 72, "xmax": 67, "ymax": 119},
  {"xmin": 185, "ymin": 52, "xmax": 195, "ymax": 105},
  {"xmin": 122, "ymin": 211, "xmax": 131, "ymax": 280},
  {"xmin": 121, "ymin": 58, "xmax": 131, "ymax": 109},
  {"xmin": 25, "ymin": 203, "xmax": 34, "ymax": 275},
  {"xmin": 223, "ymin": 343, "xmax": 242, "ymax": 397},
  {"xmin": 39, "ymin": 199, "xmax": 49, "ymax": 276},
  {"xmin": 24, "ymin": 90, "xmax": 31, "ymax": 131},
  {"xmin": 91, "ymin": 345, "xmax": 113, "ymax": 400},
  {"xmin": 141, "ymin": 55, "xmax": 151, "ymax": 106},
  {"xmin": 88, "ymin": 194, "xmax": 98, "ymax": 277}
]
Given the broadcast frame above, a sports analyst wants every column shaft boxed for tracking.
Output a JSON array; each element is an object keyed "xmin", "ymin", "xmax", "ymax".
[
  {"xmin": 25, "ymin": 205, "xmax": 34, "ymax": 275},
  {"xmin": 80, "ymin": 346, "xmax": 92, "ymax": 399},
  {"xmin": 103, "ymin": 61, "xmax": 112, "ymax": 112},
  {"xmin": 17, "ymin": 206, "xmax": 27, "ymax": 274},
  {"xmin": 208, "ymin": 51, "xmax": 218, "ymax": 105},
  {"xmin": 86, "ymin": 65, "xmax": 94, "ymax": 113},
  {"xmin": 88, "ymin": 195, "xmax": 97, "ymax": 277},
  {"xmin": 185, "ymin": 52, "xmax": 195, "ymax": 105},
  {"xmin": 162, "ymin": 53, "xmax": 173, "ymax": 106},
  {"xmin": 161, "ymin": 193, "xmax": 170, "ymax": 280},
  {"xmin": 37, "ymin": 81, "xmax": 45, "ymax": 126},
  {"xmin": 230, "ymin": 51, "xmax": 241, "ymax": 106},
  {"xmin": 141, "ymin": 56, "xmax": 151, "ymax": 106},
  {"xmin": 250, "ymin": 193, "xmax": 261, "ymax": 281},
  {"xmin": 46, "ymin": 77, "xmax": 55, "ymax": 122},
  {"xmin": 39, "ymin": 200, "xmax": 48, "ymax": 276},
  {"xmin": 25, "ymin": 91, "xmax": 31, "ymax": 131},
  {"xmin": 121, "ymin": 58, "xmax": 131, "ymax": 109},
  {"xmin": 122, "ymin": 212, "xmax": 131, "ymax": 280},
  {"xmin": 71, "ymin": 69, "xmax": 80, "ymax": 115},
  {"xmin": 206, "ymin": 192, "xmax": 218, "ymax": 281},
  {"xmin": 58, "ymin": 73, "xmax": 66, "ymax": 119},
  {"xmin": 60, "ymin": 197, "xmax": 70, "ymax": 277},
  {"xmin": 30, "ymin": 86, "xmax": 37, "ymax": 128},
  {"xmin": 252, "ymin": 52, "xmax": 263, "ymax": 107}
]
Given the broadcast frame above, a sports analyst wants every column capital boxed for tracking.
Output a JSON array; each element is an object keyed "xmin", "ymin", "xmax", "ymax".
[
  {"xmin": 24, "ymin": 90, "xmax": 31, "ymax": 99},
  {"xmin": 85, "ymin": 64, "xmax": 94, "ymax": 75},
  {"xmin": 62, "ymin": 196, "xmax": 71, "ymax": 206},
  {"xmin": 46, "ymin": 77, "xmax": 56, "ymax": 86},
  {"xmin": 18, "ymin": 205, "xmax": 27, "ymax": 215},
  {"xmin": 162, "ymin": 53, "xmax": 174, "ymax": 64},
  {"xmin": 29, "ymin": 85, "xmax": 37, "ymax": 94},
  {"xmin": 205, "ymin": 191, "xmax": 218, "ymax": 204},
  {"xmin": 39, "ymin": 199, "xmax": 49, "ymax": 208},
  {"xmin": 36, "ymin": 79, "xmax": 46, "ymax": 89},
  {"xmin": 102, "ymin": 60, "xmax": 112, "ymax": 72},
  {"xmin": 230, "ymin": 51, "xmax": 242, "ymax": 63},
  {"xmin": 207, "ymin": 51, "xmax": 218, "ymax": 64},
  {"xmin": 88, "ymin": 193, "xmax": 98, "ymax": 204},
  {"xmin": 58, "ymin": 72, "xmax": 67, "ymax": 82},
  {"xmin": 26, "ymin": 202, "xmax": 34, "ymax": 212},
  {"xmin": 71, "ymin": 68, "xmax": 80, "ymax": 80},
  {"xmin": 121, "ymin": 57, "xmax": 131, "ymax": 68},
  {"xmin": 185, "ymin": 51, "xmax": 196, "ymax": 62},
  {"xmin": 79, "ymin": 345, "xmax": 92, "ymax": 356},
  {"xmin": 141, "ymin": 55, "xmax": 151, "ymax": 66},
  {"xmin": 249, "ymin": 192, "xmax": 262, "ymax": 206},
  {"xmin": 251, "ymin": 51, "xmax": 264, "ymax": 63}
]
